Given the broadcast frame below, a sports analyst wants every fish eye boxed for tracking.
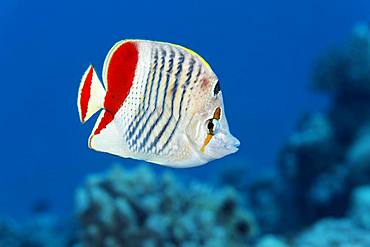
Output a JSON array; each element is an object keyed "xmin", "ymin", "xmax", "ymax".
[{"xmin": 206, "ymin": 119, "xmax": 219, "ymax": 135}]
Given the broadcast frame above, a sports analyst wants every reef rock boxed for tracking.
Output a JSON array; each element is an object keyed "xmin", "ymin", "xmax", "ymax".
[
  {"xmin": 247, "ymin": 174, "xmax": 283, "ymax": 234},
  {"xmin": 350, "ymin": 185, "xmax": 370, "ymax": 230},
  {"xmin": 293, "ymin": 218, "xmax": 370, "ymax": 247},
  {"xmin": 254, "ymin": 235, "xmax": 289, "ymax": 247},
  {"xmin": 76, "ymin": 165, "xmax": 257, "ymax": 247},
  {"xmin": 347, "ymin": 125, "xmax": 370, "ymax": 186},
  {"xmin": 313, "ymin": 23, "xmax": 370, "ymax": 96},
  {"xmin": 262, "ymin": 23, "xmax": 370, "ymax": 233},
  {"xmin": 276, "ymin": 112, "xmax": 346, "ymax": 230}
]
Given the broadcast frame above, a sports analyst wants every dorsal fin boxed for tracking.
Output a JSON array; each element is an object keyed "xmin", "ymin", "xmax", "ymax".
[{"xmin": 89, "ymin": 40, "xmax": 139, "ymax": 144}]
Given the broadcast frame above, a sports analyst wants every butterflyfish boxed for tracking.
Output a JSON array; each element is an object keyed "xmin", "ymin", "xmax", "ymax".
[{"xmin": 77, "ymin": 40, "xmax": 239, "ymax": 167}]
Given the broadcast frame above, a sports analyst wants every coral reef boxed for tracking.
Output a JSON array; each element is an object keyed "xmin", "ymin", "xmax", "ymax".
[
  {"xmin": 292, "ymin": 186, "xmax": 370, "ymax": 247},
  {"xmin": 247, "ymin": 173, "xmax": 283, "ymax": 234},
  {"xmin": 350, "ymin": 185, "xmax": 370, "ymax": 230},
  {"xmin": 313, "ymin": 24, "xmax": 370, "ymax": 96},
  {"xmin": 75, "ymin": 165, "xmax": 257, "ymax": 247},
  {"xmin": 247, "ymin": 23, "xmax": 370, "ymax": 235},
  {"xmin": 293, "ymin": 218, "xmax": 370, "ymax": 247},
  {"xmin": 254, "ymin": 235, "xmax": 288, "ymax": 247},
  {"xmin": 254, "ymin": 185, "xmax": 370, "ymax": 247}
]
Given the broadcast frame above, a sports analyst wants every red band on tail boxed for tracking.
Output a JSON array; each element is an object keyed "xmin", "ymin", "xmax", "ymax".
[
  {"xmin": 80, "ymin": 66, "xmax": 94, "ymax": 122},
  {"xmin": 94, "ymin": 41, "xmax": 138, "ymax": 135}
]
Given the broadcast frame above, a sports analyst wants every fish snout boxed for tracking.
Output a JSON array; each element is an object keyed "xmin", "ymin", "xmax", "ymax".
[{"xmin": 225, "ymin": 135, "xmax": 240, "ymax": 153}]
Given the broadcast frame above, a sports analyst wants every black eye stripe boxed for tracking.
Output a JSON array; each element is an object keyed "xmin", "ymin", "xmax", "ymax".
[
  {"xmin": 213, "ymin": 81, "xmax": 221, "ymax": 95},
  {"xmin": 207, "ymin": 120, "xmax": 216, "ymax": 135},
  {"xmin": 207, "ymin": 121, "xmax": 214, "ymax": 130}
]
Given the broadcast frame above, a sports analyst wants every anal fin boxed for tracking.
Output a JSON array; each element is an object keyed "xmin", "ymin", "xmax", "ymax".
[{"xmin": 89, "ymin": 110, "xmax": 129, "ymax": 158}]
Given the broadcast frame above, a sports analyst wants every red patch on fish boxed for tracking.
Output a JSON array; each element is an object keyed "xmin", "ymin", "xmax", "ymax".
[
  {"xmin": 94, "ymin": 41, "xmax": 138, "ymax": 135},
  {"xmin": 200, "ymin": 77, "xmax": 210, "ymax": 90},
  {"xmin": 80, "ymin": 66, "xmax": 94, "ymax": 122},
  {"xmin": 89, "ymin": 110, "xmax": 114, "ymax": 147}
]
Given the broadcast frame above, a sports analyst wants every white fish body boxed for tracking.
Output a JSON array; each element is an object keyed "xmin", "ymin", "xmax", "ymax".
[{"xmin": 77, "ymin": 40, "xmax": 239, "ymax": 167}]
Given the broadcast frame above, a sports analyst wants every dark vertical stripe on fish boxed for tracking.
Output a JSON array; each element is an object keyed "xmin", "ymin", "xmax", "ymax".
[
  {"xmin": 138, "ymin": 48, "xmax": 175, "ymax": 151},
  {"xmin": 158, "ymin": 58, "xmax": 197, "ymax": 153},
  {"xmin": 126, "ymin": 48, "xmax": 158, "ymax": 141},
  {"xmin": 147, "ymin": 52, "xmax": 185, "ymax": 151},
  {"xmin": 133, "ymin": 48, "xmax": 167, "ymax": 150}
]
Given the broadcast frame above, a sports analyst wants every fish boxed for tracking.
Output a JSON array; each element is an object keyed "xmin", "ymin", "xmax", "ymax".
[{"xmin": 77, "ymin": 39, "xmax": 239, "ymax": 167}]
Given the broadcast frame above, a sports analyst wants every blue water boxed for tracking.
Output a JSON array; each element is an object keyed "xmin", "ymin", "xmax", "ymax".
[{"xmin": 0, "ymin": 0, "xmax": 369, "ymax": 218}]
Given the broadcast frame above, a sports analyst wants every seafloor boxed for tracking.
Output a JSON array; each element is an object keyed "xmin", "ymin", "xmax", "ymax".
[{"xmin": 2, "ymin": 24, "xmax": 370, "ymax": 247}]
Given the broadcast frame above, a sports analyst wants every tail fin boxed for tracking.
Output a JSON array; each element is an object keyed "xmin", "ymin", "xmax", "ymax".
[{"xmin": 77, "ymin": 65, "xmax": 106, "ymax": 123}]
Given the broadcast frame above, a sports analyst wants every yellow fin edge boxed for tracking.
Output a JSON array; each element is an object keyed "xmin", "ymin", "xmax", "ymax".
[{"xmin": 120, "ymin": 39, "xmax": 211, "ymax": 69}]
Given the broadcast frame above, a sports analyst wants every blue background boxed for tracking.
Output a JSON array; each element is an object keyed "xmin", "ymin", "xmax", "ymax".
[{"xmin": 0, "ymin": 0, "xmax": 369, "ymax": 218}]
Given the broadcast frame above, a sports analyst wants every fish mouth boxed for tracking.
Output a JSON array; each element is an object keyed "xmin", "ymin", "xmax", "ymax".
[{"xmin": 224, "ymin": 136, "xmax": 240, "ymax": 154}]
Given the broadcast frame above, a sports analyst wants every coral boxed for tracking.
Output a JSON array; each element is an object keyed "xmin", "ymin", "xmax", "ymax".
[
  {"xmin": 254, "ymin": 235, "xmax": 289, "ymax": 247},
  {"xmin": 350, "ymin": 185, "xmax": 370, "ymax": 230},
  {"xmin": 242, "ymin": 113, "xmax": 346, "ymax": 234},
  {"xmin": 274, "ymin": 112, "xmax": 346, "ymax": 230},
  {"xmin": 289, "ymin": 186, "xmax": 370, "ymax": 246},
  {"xmin": 347, "ymin": 125, "xmax": 370, "ymax": 185},
  {"xmin": 313, "ymin": 23, "xmax": 370, "ymax": 143},
  {"xmin": 293, "ymin": 218, "xmax": 370, "ymax": 247},
  {"xmin": 313, "ymin": 23, "xmax": 370, "ymax": 96},
  {"xmin": 279, "ymin": 113, "xmax": 340, "ymax": 182},
  {"xmin": 251, "ymin": 23, "xmax": 370, "ymax": 234},
  {"xmin": 291, "ymin": 186, "xmax": 370, "ymax": 247},
  {"xmin": 247, "ymin": 175, "xmax": 283, "ymax": 234},
  {"xmin": 76, "ymin": 165, "xmax": 257, "ymax": 247}
]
